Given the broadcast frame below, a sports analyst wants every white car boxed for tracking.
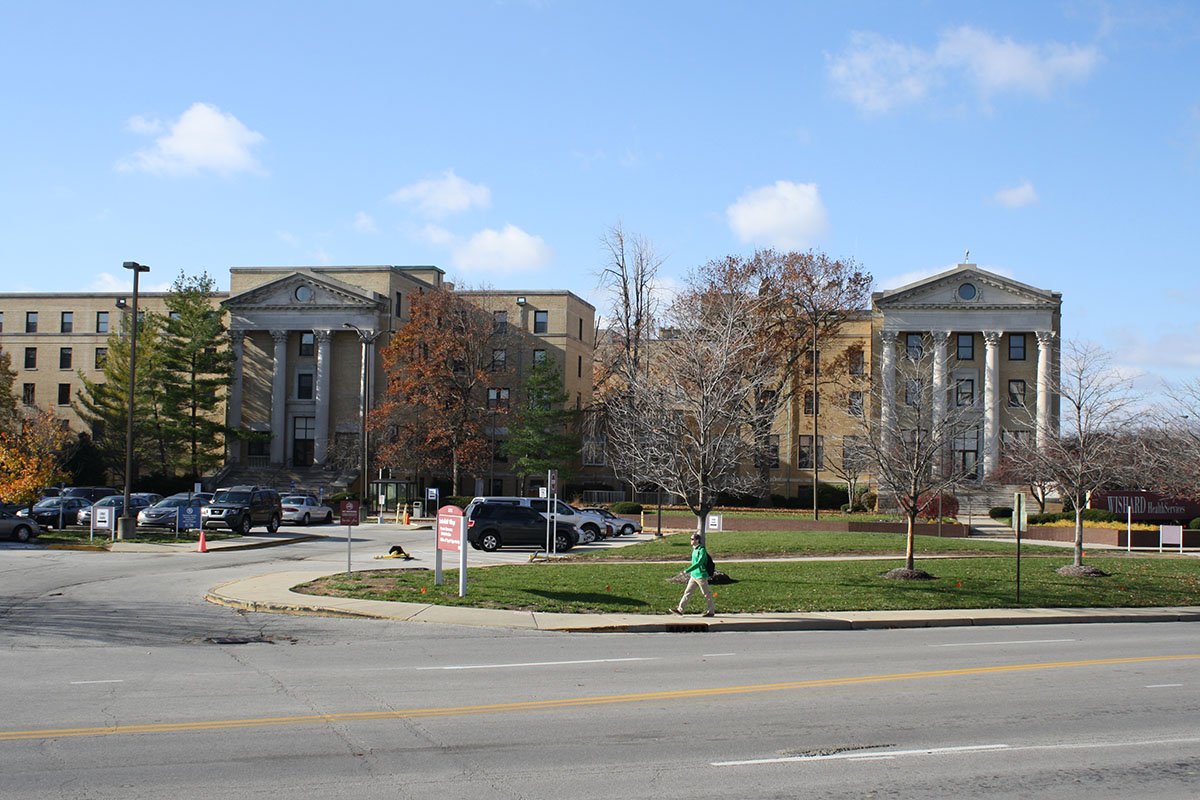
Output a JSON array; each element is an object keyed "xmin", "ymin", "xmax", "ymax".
[{"xmin": 280, "ymin": 495, "xmax": 334, "ymax": 525}]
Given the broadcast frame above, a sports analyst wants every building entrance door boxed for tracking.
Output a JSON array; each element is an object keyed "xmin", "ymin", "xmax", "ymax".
[{"xmin": 293, "ymin": 416, "xmax": 315, "ymax": 467}]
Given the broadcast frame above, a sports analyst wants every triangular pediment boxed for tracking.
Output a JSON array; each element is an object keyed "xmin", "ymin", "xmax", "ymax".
[
  {"xmin": 222, "ymin": 270, "xmax": 385, "ymax": 312},
  {"xmin": 873, "ymin": 264, "xmax": 1059, "ymax": 311}
]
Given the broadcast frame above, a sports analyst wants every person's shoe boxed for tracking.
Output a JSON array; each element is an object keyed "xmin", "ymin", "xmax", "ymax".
[
  {"xmin": 670, "ymin": 608, "xmax": 683, "ymax": 615},
  {"xmin": 702, "ymin": 612, "xmax": 716, "ymax": 617}
]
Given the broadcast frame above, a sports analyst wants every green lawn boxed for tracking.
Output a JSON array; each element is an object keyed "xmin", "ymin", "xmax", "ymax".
[
  {"xmin": 34, "ymin": 528, "xmax": 238, "ymax": 546},
  {"xmin": 295, "ymin": 530, "xmax": 1200, "ymax": 614}
]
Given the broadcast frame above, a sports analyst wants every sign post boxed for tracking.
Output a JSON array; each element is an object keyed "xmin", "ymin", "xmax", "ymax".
[
  {"xmin": 340, "ymin": 500, "xmax": 360, "ymax": 576},
  {"xmin": 95, "ymin": 506, "xmax": 113, "ymax": 542},
  {"xmin": 435, "ymin": 505, "xmax": 467, "ymax": 596},
  {"xmin": 1013, "ymin": 492, "xmax": 1027, "ymax": 603}
]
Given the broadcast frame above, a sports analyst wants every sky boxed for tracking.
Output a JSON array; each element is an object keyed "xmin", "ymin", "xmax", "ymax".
[{"xmin": 2, "ymin": 0, "xmax": 1198, "ymax": 386}]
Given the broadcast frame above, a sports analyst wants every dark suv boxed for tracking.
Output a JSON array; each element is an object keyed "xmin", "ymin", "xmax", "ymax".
[
  {"xmin": 465, "ymin": 502, "xmax": 578, "ymax": 552},
  {"xmin": 202, "ymin": 486, "xmax": 282, "ymax": 534}
]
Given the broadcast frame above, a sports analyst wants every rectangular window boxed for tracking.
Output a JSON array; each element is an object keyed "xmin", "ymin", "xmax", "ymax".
[
  {"xmin": 26, "ymin": 311, "xmax": 38, "ymax": 333},
  {"xmin": 582, "ymin": 436, "xmax": 607, "ymax": 466},
  {"xmin": 533, "ymin": 349, "xmax": 546, "ymax": 364},
  {"xmin": 578, "ymin": 318, "xmax": 583, "ymax": 340},
  {"xmin": 906, "ymin": 333, "xmax": 923, "ymax": 360},
  {"xmin": 1008, "ymin": 379, "xmax": 1026, "ymax": 407},
  {"xmin": 491, "ymin": 349, "xmax": 507, "ymax": 372},
  {"xmin": 394, "ymin": 292, "xmax": 403, "ymax": 317},
  {"xmin": 1009, "ymin": 333, "xmax": 1026, "ymax": 361},
  {"xmin": 798, "ymin": 435, "xmax": 824, "ymax": 469},
  {"xmin": 57, "ymin": 383, "xmax": 71, "ymax": 405},
  {"xmin": 905, "ymin": 379, "xmax": 920, "ymax": 406},
  {"xmin": 956, "ymin": 378, "xmax": 974, "ymax": 406},
  {"xmin": 0, "ymin": 311, "xmax": 4, "ymax": 332},
  {"xmin": 848, "ymin": 348, "xmax": 865, "ymax": 376},
  {"xmin": 493, "ymin": 311, "xmax": 508, "ymax": 333},
  {"xmin": 24, "ymin": 347, "xmax": 37, "ymax": 369},
  {"xmin": 956, "ymin": 333, "xmax": 974, "ymax": 361},
  {"xmin": 577, "ymin": 355, "xmax": 582, "ymax": 378},
  {"xmin": 534, "ymin": 310, "xmax": 548, "ymax": 334},
  {"xmin": 297, "ymin": 373, "xmax": 314, "ymax": 400},
  {"xmin": 96, "ymin": 311, "xmax": 109, "ymax": 333},
  {"xmin": 756, "ymin": 434, "xmax": 780, "ymax": 469},
  {"xmin": 59, "ymin": 347, "xmax": 72, "ymax": 369},
  {"xmin": 168, "ymin": 311, "xmax": 181, "ymax": 321},
  {"xmin": 848, "ymin": 390, "xmax": 864, "ymax": 417},
  {"xmin": 804, "ymin": 391, "xmax": 819, "ymax": 415},
  {"xmin": 487, "ymin": 387, "xmax": 510, "ymax": 411},
  {"xmin": 493, "ymin": 439, "xmax": 508, "ymax": 462},
  {"xmin": 842, "ymin": 435, "xmax": 868, "ymax": 473},
  {"xmin": 61, "ymin": 311, "xmax": 74, "ymax": 333},
  {"xmin": 803, "ymin": 350, "xmax": 821, "ymax": 376},
  {"xmin": 298, "ymin": 331, "xmax": 315, "ymax": 357},
  {"xmin": 22, "ymin": 383, "xmax": 35, "ymax": 405}
]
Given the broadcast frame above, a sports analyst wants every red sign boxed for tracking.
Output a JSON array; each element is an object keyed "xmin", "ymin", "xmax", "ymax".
[
  {"xmin": 339, "ymin": 500, "xmax": 361, "ymax": 526},
  {"xmin": 436, "ymin": 504, "xmax": 464, "ymax": 552},
  {"xmin": 1090, "ymin": 491, "xmax": 1200, "ymax": 523}
]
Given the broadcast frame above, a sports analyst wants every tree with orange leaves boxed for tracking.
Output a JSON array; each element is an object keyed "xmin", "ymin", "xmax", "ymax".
[
  {"xmin": 0, "ymin": 408, "xmax": 72, "ymax": 507},
  {"xmin": 370, "ymin": 286, "xmax": 516, "ymax": 493}
]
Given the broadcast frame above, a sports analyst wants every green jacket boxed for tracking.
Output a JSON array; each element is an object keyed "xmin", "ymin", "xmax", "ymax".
[{"xmin": 686, "ymin": 544, "xmax": 711, "ymax": 579}]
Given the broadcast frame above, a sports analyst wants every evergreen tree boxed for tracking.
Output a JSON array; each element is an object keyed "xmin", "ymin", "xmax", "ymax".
[
  {"xmin": 160, "ymin": 271, "xmax": 234, "ymax": 479},
  {"xmin": 502, "ymin": 358, "xmax": 580, "ymax": 492},
  {"xmin": 0, "ymin": 349, "xmax": 19, "ymax": 436}
]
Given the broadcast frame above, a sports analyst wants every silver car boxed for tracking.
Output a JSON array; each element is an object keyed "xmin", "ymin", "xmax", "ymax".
[
  {"xmin": 280, "ymin": 495, "xmax": 334, "ymax": 525},
  {"xmin": 137, "ymin": 494, "xmax": 211, "ymax": 530}
]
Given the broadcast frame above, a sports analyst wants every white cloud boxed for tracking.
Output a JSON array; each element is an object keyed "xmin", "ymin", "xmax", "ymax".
[
  {"xmin": 117, "ymin": 102, "xmax": 265, "ymax": 176},
  {"xmin": 829, "ymin": 26, "xmax": 1099, "ymax": 114},
  {"xmin": 451, "ymin": 224, "xmax": 552, "ymax": 272},
  {"xmin": 993, "ymin": 180, "xmax": 1039, "ymax": 208},
  {"xmin": 726, "ymin": 180, "xmax": 829, "ymax": 249},
  {"xmin": 125, "ymin": 114, "xmax": 162, "ymax": 135},
  {"xmin": 419, "ymin": 223, "xmax": 455, "ymax": 246},
  {"xmin": 389, "ymin": 170, "xmax": 491, "ymax": 218},
  {"xmin": 89, "ymin": 272, "xmax": 171, "ymax": 293},
  {"xmin": 352, "ymin": 212, "xmax": 377, "ymax": 234}
]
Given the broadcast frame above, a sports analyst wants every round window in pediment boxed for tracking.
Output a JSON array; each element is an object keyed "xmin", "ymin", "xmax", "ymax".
[
  {"xmin": 294, "ymin": 285, "xmax": 315, "ymax": 302},
  {"xmin": 957, "ymin": 282, "xmax": 977, "ymax": 301}
]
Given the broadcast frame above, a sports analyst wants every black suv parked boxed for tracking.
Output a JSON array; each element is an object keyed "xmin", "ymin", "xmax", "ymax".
[
  {"xmin": 202, "ymin": 486, "xmax": 282, "ymax": 534},
  {"xmin": 465, "ymin": 502, "xmax": 578, "ymax": 552}
]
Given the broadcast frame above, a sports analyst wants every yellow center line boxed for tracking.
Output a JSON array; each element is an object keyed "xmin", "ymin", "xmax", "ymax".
[{"xmin": 3, "ymin": 654, "xmax": 1196, "ymax": 742}]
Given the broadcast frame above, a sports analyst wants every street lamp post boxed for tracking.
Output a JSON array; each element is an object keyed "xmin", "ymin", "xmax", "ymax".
[
  {"xmin": 344, "ymin": 323, "xmax": 381, "ymax": 520},
  {"xmin": 118, "ymin": 261, "xmax": 150, "ymax": 541}
]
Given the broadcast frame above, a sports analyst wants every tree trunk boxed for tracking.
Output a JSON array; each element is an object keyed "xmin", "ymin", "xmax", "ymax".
[
  {"xmin": 905, "ymin": 512, "xmax": 916, "ymax": 571},
  {"xmin": 1073, "ymin": 505, "xmax": 1084, "ymax": 567}
]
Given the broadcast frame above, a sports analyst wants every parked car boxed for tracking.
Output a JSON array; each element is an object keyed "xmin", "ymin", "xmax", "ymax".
[
  {"xmin": 0, "ymin": 510, "xmax": 41, "ymax": 543},
  {"xmin": 132, "ymin": 492, "xmax": 164, "ymax": 506},
  {"xmin": 18, "ymin": 496, "xmax": 91, "ymax": 529},
  {"xmin": 280, "ymin": 495, "xmax": 334, "ymax": 526},
  {"xmin": 77, "ymin": 495, "xmax": 153, "ymax": 526},
  {"xmin": 202, "ymin": 486, "xmax": 282, "ymax": 534},
  {"xmin": 63, "ymin": 486, "xmax": 121, "ymax": 503},
  {"xmin": 465, "ymin": 502, "xmax": 578, "ymax": 552},
  {"xmin": 137, "ymin": 494, "xmax": 211, "ymax": 530},
  {"xmin": 468, "ymin": 496, "xmax": 609, "ymax": 543},
  {"xmin": 582, "ymin": 507, "xmax": 642, "ymax": 536}
]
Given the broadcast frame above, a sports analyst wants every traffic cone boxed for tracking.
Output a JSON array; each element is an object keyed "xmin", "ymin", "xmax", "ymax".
[
  {"xmin": 403, "ymin": 506, "xmax": 410, "ymax": 525},
  {"xmin": 197, "ymin": 529, "xmax": 208, "ymax": 553}
]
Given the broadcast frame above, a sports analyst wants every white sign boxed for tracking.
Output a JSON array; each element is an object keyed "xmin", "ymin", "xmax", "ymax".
[
  {"xmin": 706, "ymin": 514, "xmax": 723, "ymax": 531},
  {"xmin": 95, "ymin": 507, "xmax": 113, "ymax": 529},
  {"xmin": 538, "ymin": 486, "xmax": 547, "ymax": 498}
]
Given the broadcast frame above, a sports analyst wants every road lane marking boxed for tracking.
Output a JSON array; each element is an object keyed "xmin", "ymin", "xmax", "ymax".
[
  {"xmin": 69, "ymin": 680, "xmax": 124, "ymax": 685},
  {"xmin": 415, "ymin": 657, "xmax": 656, "ymax": 671},
  {"xmin": 715, "ymin": 744, "xmax": 1010, "ymax": 766},
  {"xmin": 3, "ymin": 653, "xmax": 1196, "ymax": 742},
  {"xmin": 702, "ymin": 653, "xmax": 736, "ymax": 658},
  {"xmin": 931, "ymin": 639, "xmax": 1076, "ymax": 647},
  {"xmin": 1145, "ymin": 683, "xmax": 1183, "ymax": 688}
]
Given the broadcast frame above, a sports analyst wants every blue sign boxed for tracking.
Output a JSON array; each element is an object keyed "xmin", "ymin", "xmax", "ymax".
[{"xmin": 178, "ymin": 506, "xmax": 202, "ymax": 531}]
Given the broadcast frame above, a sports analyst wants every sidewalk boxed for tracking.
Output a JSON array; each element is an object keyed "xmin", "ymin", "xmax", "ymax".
[{"xmin": 205, "ymin": 569, "xmax": 1200, "ymax": 633}]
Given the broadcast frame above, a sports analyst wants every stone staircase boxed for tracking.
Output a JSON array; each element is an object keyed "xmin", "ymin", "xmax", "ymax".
[{"xmin": 206, "ymin": 464, "xmax": 355, "ymax": 497}]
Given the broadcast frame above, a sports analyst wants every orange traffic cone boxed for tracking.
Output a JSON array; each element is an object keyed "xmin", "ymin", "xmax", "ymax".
[
  {"xmin": 197, "ymin": 529, "xmax": 208, "ymax": 553},
  {"xmin": 403, "ymin": 506, "xmax": 410, "ymax": 525}
]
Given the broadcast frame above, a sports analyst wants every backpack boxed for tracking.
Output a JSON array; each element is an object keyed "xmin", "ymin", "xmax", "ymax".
[{"xmin": 703, "ymin": 551, "xmax": 715, "ymax": 578}]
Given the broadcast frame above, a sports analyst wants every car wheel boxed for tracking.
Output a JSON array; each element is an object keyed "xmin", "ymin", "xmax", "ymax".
[
  {"xmin": 237, "ymin": 515, "xmax": 252, "ymax": 535},
  {"xmin": 14, "ymin": 525, "xmax": 34, "ymax": 543},
  {"xmin": 266, "ymin": 514, "xmax": 281, "ymax": 534},
  {"xmin": 554, "ymin": 531, "xmax": 573, "ymax": 551},
  {"xmin": 324, "ymin": 511, "xmax": 333, "ymax": 524},
  {"xmin": 479, "ymin": 531, "xmax": 500, "ymax": 552},
  {"xmin": 301, "ymin": 513, "xmax": 310, "ymax": 526},
  {"xmin": 621, "ymin": 524, "xmax": 635, "ymax": 536}
]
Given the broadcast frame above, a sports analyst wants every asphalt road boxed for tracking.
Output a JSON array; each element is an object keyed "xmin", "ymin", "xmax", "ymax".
[{"xmin": 2, "ymin": 531, "xmax": 1198, "ymax": 799}]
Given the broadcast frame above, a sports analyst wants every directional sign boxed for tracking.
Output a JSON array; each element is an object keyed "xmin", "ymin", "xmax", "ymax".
[
  {"xmin": 95, "ymin": 507, "xmax": 113, "ymax": 530},
  {"xmin": 340, "ymin": 500, "xmax": 361, "ymax": 526},
  {"xmin": 178, "ymin": 505, "xmax": 202, "ymax": 531},
  {"xmin": 437, "ymin": 505, "xmax": 464, "ymax": 552}
]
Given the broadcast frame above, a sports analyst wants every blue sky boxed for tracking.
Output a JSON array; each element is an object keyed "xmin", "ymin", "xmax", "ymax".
[{"xmin": 3, "ymin": 1, "xmax": 1198, "ymax": 384}]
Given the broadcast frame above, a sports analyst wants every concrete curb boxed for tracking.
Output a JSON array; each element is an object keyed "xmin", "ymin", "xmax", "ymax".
[{"xmin": 204, "ymin": 570, "xmax": 1200, "ymax": 633}]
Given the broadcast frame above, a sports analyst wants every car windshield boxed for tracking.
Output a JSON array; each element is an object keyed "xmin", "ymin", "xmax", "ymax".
[
  {"xmin": 34, "ymin": 499, "xmax": 61, "ymax": 509},
  {"xmin": 153, "ymin": 498, "xmax": 189, "ymax": 508},
  {"xmin": 97, "ymin": 497, "xmax": 122, "ymax": 506},
  {"xmin": 282, "ymin": 496, "xmax": 310, "ymax": 505},
  {"xmin": 213, "ymin": 491, "xmax": 251, "ymax": 504}
]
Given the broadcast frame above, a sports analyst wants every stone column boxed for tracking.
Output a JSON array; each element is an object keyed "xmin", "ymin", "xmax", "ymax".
[
  {"xmin": 314, "ymin": 329, "xmax": 332, "ymax": 465},
  {"xmin": 1035, "ymin": 330, "xmax": 1056, "ymax": 450},
  {"xmin": 982, "ymin": 330, "xmax": 1002, "ymax": 476},
  {"xmin": 227, "ymin": 330, "xmax": 245, "ymax": 464},
  {"xmin": 270, "ymin": 329, "xmax": 288, "ymax": 465},
  {"xmin": 879, "ymin": 330, "xmax": 898, "ymax": 437},
  {"xmin": 931, "ymin": 331, "xmax": 951, "ymax": 433}
]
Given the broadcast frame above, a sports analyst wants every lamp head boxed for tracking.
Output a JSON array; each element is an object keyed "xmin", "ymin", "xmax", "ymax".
[{"xmin": 122, "ymin": 261, "xmax": 151, "ymax": 273}]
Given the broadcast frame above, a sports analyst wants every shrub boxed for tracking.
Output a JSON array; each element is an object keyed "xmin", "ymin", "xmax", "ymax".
[
  {"xmin": 860, "ymin": 492, "xmax": 877, "ymax": 512},
  {"xmin": 610, "ymin": 501, "xmax": 643, "ymax": 514},
  {"xmin": 444, "ymin": 495, "xmax": 472, "ymax": 509},
  {"xmin": 840, "ymin": 503, "xmax": 852, "ymax": 513},
  {"xmin": 916, "ymin": 492, "xmax": 959, "ymax": 520},
  {"xmin": 1080, "ymin": 508, "xmax": 1121, "ymax": 523},
  {"xmin": 794, "ymin": 482, "xmax": 849, "ymax": 510},
  {"xmin": 989, "ymin": 506, "xmax": 1013, "ymax": 520},
  {"xmin": 1189, "ymin": 518, "xmax": 1200, "ymax": 530}
]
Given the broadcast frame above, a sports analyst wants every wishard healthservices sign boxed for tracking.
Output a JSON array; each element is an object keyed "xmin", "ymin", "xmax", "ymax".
[{"xmin": 1091, "ymin": 491, "xmax": 1200, "ymax": 523}]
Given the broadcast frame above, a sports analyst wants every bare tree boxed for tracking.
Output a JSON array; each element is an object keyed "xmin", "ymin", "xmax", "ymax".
[
  {"xmin": 1137, "ymin": 378, "xmax": 1200, "ymax": 498},
  {"xmin": 604, "ymin": 278, "xmax": 778, "ymax": 533},
  {"xmin": 858, "ymin": 336, "xmax": 979, "ymax": 575},
  {"xmin": 1004, "ymin": 340, "xmax": 1140, "ymax": 573}
]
